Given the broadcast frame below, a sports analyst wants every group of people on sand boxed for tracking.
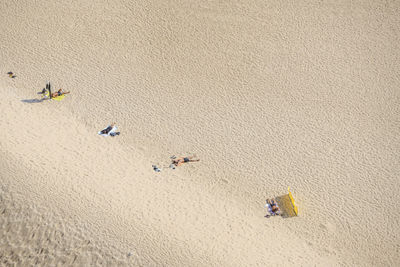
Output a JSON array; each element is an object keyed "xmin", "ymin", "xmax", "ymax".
[
  {"xmin": 11, "ymin": 74, "xmax": 281, "ymax": 219},
  {"xmin": 152, "ymin": 153, "xmax": 280, "ymax": 217},
  {"xmin": 39, "ymin": 82, "xmax": 70, "ymax": 99},
  {"xmin": 166, "ymin": 157, "xmax": 281, "ymax": 218},
  {"xmin": 35, "ymin": 79, "xmax": 199, "ymax": 170}
]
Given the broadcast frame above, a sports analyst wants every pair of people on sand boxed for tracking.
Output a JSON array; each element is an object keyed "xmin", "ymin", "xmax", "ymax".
[
  {"xmin": 41, "ymin": 88, "xmax": 70, "ymax": 98},
  {"xmin": 40, "ymin": 82, "xmax": 70, "ymax": 99}
]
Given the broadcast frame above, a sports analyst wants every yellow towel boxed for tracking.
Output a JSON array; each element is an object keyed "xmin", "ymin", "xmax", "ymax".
[{"xmin": 42, "ymin": 92, "xmax": 65, "ymax": 101}]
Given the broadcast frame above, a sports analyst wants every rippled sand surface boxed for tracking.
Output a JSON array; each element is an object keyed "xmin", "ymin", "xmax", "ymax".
[{"xmin": 1, "ymin": 0, "xmax": 399, "ymax": 265}]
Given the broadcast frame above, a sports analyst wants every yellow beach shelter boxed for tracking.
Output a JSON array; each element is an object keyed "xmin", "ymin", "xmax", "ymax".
[{"xmin": 287, "ymin": 187, "xmax": 298, "ymax": 216}]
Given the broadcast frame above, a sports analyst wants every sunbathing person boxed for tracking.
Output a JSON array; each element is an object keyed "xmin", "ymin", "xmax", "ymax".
[
  {"xmin": 51, "ymin": 89, "xmax": 70, "ymax": 98},
  {"xmin": 172, "ymin": 156, "xmax": 200, "ymax": 167},
  {"xmin": 265, "ymin": 198, "xmax": 281, "ymax": 217},
  {"xmin": 100, "ymin": 123, "xmax": 116, "ymax": 135}
]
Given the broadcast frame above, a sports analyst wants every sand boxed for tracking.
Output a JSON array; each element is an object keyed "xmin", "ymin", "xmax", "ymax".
[{"xmin": 1, "ymin": 0, "xmax": 399, "ymax": 266}]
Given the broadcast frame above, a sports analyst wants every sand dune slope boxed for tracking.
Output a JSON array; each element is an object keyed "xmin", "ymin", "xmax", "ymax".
[
  {"xmin": 1, "ymin": 0, "xmax": 400, "ymax": 266},
  {"xmin": 0, "ymin": 85, "xmax": 333, "ymax": 266}
]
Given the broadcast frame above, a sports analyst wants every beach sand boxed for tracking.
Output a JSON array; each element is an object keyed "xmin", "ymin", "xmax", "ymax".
[{"xmin": 1, "ymin": 0, "xmax": 399, "ymax": 265}]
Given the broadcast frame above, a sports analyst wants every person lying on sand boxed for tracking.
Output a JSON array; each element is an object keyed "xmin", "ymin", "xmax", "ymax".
[
  {"xmin": 100, "ymin": 123, "xmax": 116, "ymax": 135},
  {"xmin": 98, "ymin": 123, "xmax": 120, "ymax": 137},
  {"xmin": 51, "ymin": 89, "xmax": 70, "ymax": 98},
  {"xmin": 265, "ymin": 198, "xmax": 281, "ymax": 217},
  {"xmin": 172, "ymin": 156, "xmax": 200, "ymax": 167}
]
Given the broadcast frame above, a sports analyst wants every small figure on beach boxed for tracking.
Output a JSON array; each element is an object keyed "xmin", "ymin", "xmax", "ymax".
[
  {"xmin": 7, "ymin": 72, "xmax": 16, "ymax": 78},
  {"xmin": 172, "ymin": 156, "xmax": 200, "ymax": 167},
  {"xmin": 98, "ymin": 123, "xmax": 120, "ymax": 137},
  {"xmin": 265, "ymin": 198, "xmax": 281, "ymax": 218},
  {"xmin": 100, "ymin": 123, "xmax": 116, "ymax": 135},
  {"xmin": 51, "ymin": 88, "xmax": 70, "ymax": 98},
  {"xmin": 152, "ymin": 165, "xmax": 161, "ymax": 172}
]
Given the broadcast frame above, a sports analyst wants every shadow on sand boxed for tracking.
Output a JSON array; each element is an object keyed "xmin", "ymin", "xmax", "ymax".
[
  {"xmin": 21, "ymin": 98, "xmax": 45, "ymax": 103},
  {"xmin": 275, "ymin": 194, "xmax": 297, "ymax": 218}
]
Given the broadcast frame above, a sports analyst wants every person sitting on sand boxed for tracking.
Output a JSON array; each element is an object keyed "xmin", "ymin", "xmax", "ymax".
[
  {"xmin": 172, "ymin": 156, "xmax": 200, "ymax": 167},
  {"xmin": 265, "ymin": 198, "xmax": 281, "ymax": 217},
  {"xmin": 51, "ymin": 88, "xmax": 70, "ymax": 98}
]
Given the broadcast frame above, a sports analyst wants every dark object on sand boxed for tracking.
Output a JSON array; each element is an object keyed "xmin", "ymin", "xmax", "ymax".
[
  {"xmin": 46, "ymin": 82, "xmax": 52, "ymax": 99},
  {"xmin": 152, "ymin": 165, "xmax": 161, "ymax": 172},
  {"xmin": 7, "ymin": 72, "xmax": 16, "ymax": 78}
]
